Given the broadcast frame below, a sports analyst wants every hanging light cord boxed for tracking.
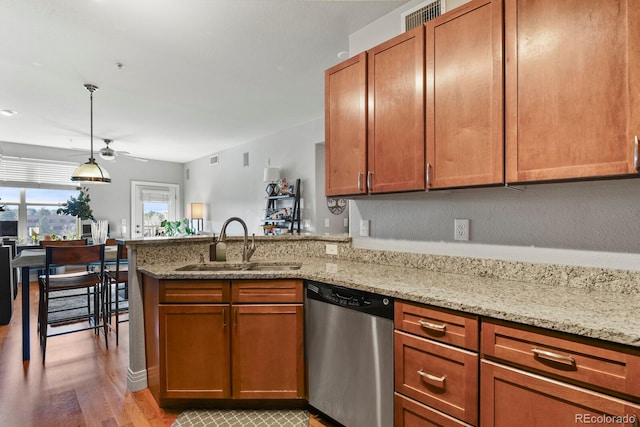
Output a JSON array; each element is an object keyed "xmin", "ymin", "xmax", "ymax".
[{"xmin": 85, "ymin": 84, "xmax": 98, "ymax": 163}]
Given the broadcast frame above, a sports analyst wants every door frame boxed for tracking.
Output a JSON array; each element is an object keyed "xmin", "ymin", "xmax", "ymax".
[{"xmin": 130, "ymin": 181, "xmax": 181, "ymax": 238}]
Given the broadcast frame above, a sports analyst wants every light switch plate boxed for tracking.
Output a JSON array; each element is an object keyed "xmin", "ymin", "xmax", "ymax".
[{"xmin": 360, "ymin": 219, "xmax": 370, "ymax": 237}]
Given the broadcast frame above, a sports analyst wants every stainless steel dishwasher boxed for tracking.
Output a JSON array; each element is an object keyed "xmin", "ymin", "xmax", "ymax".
[{"xmin": 306, "ymin": 280, "xmax": 394, "ymax": 427}]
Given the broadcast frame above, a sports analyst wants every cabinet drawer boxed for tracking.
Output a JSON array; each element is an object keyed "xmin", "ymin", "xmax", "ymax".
[
  {"xmin": 395, "ymin": 301, "xmax": 479, "ymax": 351},
  {"xmin": 481, "ymin": 360, "xmax": 640, "ymax": 427},
  {"xmin": 160, "ymin": 280, "xmax": 230, "ymax": 303},
  {"xmin": 482, "ymin": 320, "xmax": 640, "ymax": 398},
  {"xmin": 395, "ymin": 331, "xmax": 478, "ymax": 425},
  {"xmin": 232, "ymin": 280, "xmax": 303, "ymax": 303},
  {"xmin": 395, "ymin": 393, "xmax": 474, "ymax": 427}
]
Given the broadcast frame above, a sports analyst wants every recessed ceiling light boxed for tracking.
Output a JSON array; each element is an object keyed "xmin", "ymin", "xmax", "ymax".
[
  {"xmin": 0, "ymin": 110, "xmax": 17, "ymax": 117},
  {"xmin": 337, "ymin": 51, "xmax": 349, "ymax": 60}
]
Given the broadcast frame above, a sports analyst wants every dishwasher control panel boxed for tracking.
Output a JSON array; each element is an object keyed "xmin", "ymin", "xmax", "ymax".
[{"xmin": 306, "ymin": 281, "xmax": 394, "ymax": 319}]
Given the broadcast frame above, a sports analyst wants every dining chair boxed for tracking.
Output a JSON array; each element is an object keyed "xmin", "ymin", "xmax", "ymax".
[
  {"xmin": 37, "ymin": 239, "xmax": 89, "ymax": 333},
  {"xmin": 38, "ymin": 243, "xmax": 107, "ymax": 362},
  {"xmin": 105, "ymin": 242, "xmax": 128, "ymax": 345}
]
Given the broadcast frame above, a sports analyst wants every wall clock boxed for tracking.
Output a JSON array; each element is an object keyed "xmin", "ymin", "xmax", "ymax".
[{"xmin": 327, "ymin": 197, "xmax": 347, "ymax": 215}]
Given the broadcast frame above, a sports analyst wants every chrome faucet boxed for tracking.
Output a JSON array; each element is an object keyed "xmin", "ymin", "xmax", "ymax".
[{"xmin": 218, "ymin": 217, "xmax": 257, "ymax": 262}]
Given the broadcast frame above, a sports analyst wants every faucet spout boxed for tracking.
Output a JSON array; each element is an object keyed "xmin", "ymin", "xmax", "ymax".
[{"xmin": 218, "ymin": 217, "xmax": 256, "ymax": 262}]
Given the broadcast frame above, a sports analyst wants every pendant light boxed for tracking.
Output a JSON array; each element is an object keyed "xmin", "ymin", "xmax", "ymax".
[{"xmin": 71, "ymin": 84, "xmax": 111, "ymax": 183}]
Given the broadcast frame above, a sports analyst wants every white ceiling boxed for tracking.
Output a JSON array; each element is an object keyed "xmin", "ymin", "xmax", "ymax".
[{"xmin": 0, "ymin": 0, "xmax": 405, "ymax": 163}]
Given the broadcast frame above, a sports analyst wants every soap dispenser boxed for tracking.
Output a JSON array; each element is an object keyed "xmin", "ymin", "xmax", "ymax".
[{"xmin": 209, "ymin": 233, "xmax": 227, "ymax": 262}]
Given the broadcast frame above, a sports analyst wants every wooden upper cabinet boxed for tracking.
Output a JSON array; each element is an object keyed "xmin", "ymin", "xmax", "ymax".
[
  {"xmin": 325, "ymin": 52, "xmax": 367, "ymax": 196},
  {"xmin": 505, "ymin": 0, "xmax": 640, "ymax": 183},
  {"xmin": 426, "ymin": 0, "xmax": 504, "ymax": 189},
  {"xmin": 368, "ymin": 26, "xmax": 425, "ymax": 193}
]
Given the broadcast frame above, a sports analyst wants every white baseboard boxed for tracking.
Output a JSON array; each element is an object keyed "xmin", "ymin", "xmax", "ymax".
[{"xmin": 127, "ymin": 367, "xmax": 148, "ymax": 392}]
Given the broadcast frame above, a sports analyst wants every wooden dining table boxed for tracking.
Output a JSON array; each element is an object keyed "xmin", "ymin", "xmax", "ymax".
[{"xmin": 11, "ymin": 246, "xmax": 118, "ymax": 361}]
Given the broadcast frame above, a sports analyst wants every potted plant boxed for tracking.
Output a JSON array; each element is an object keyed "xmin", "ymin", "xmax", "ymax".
[
  {"xmin": 57, "ymin": 186, "xmax": 95, "ymax": 238},
  {"xmin": 160, "ymin": 219, "xmax": 194, "ymax": 236}
]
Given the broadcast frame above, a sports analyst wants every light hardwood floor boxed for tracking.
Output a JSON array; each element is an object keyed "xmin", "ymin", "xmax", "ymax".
[
  {"xmin": 0, "ymin": 281, "xmax": 179, "ymax": 427},
  {"xmin": 0, "ymin": 282, "xmax": 337, "ymax": 427}
]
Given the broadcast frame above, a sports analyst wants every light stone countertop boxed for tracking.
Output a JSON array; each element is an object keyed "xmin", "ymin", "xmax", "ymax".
[{"xmin": 137, "ymin": 256, "xmax": 640, "ymax": 348}]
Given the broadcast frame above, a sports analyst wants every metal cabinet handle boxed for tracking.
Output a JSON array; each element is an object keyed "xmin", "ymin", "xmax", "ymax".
[
  {"xmin": 426, "ymin": 163, "xmax": 431, "ymax": 188},
  {"xmin": 634, "ymin": 135, "xmax": 639, "ymax": 171},
  {"xmin": 222, "ymin": 308, "xmax": 226, "ymax": 328},
  {"xmin": 417, "ymin": 369, "xmax": 446, "ymax": 386},
  {"xmin": 367, "ymin": 171, "xmax": 372, "ymax": 190},
  {"xmin": 357, "ymin": 172, "xmax": 363, "ymax": 190},
  {"xmin": 531, "ymin": 348, "xmax": 576, "ymax": 366},
  {"xmin": 418, "ymin": 319, "xmax": 446, "ymax": 332}
]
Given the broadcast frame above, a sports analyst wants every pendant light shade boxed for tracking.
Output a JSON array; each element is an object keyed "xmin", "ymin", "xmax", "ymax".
[{"xmin": 71, "ymin": 84, "xmax": 111, "ymax": 184}]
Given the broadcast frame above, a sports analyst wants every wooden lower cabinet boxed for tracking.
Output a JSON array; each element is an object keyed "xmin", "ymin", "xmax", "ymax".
[
  {"xmin": 395, "ymin": 393, "xmax": 474, "ymax": 427},
  {"xmin": 159, "ymin": 304, "xmax": 230, "ymax": 399},
  {"xmin": 481, "ymin": 360, "xmax": 640, "ymax": 427},
  {"xmin": 232, "ymin": 303, "xmax": 305, "ymax": 399},
  {"xmin": 142, "ymin": 275, "xmax": 305, "ymax": 406}
]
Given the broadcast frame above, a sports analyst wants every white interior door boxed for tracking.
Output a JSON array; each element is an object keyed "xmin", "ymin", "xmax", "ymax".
[{"xmin": 131, "ymin": 181, "xmax": 180, "ymax": 238}]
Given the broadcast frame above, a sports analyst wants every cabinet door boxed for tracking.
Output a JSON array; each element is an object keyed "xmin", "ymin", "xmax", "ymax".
[
  {"xmin": 232, "ymin": 304, "xmax": 305, "ymax": 399},
  {"xmin": 368, "ymin": 26, "xmax": 425, "ymax": 193},
  {"xmin": 159, "ymin": 304, "xmax": 230, "ymax": 399},
  {"xmin": 481, "ymin": 360, "xmax": 640, "ymax": 426},
  {"xmin": 505, "ymin": 0, "xmax": 640, "ymax": 183},
  {"xmin": 325, "ymin": 52, "xmax": 368, "ymax": 196},
  {"xmin": 426, "ymin": 0, "xmax": 504, "ymax": 189}
]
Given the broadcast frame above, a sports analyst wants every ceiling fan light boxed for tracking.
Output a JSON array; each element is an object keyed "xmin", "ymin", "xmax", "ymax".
[
  {"xmin": 99, "ymin": 148, "xmax": 116, "ymax": 160},
  {"xmin": 71, "ymin": 159, "xmax": 112, "ymax": 183}
]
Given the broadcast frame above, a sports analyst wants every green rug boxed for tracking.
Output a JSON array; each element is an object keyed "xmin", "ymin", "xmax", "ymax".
[{"xmin": 171, "ymin": 409, "xmax": 309, "ymax": 427}]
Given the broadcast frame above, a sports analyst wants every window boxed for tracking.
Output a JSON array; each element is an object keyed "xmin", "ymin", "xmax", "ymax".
[
  {"xmin": 27, "ymin": 188, "xmax": 78, "ymax": 240},
  {"xmin": 0, "ymin": 187, "xmax": 79, "ymax": 242}
]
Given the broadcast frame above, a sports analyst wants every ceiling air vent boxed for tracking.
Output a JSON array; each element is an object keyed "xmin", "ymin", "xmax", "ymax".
[
  {"xmin": 402, "ymin": 0, "xmax": 444, "ymax": 31},
  {"xmin": 210, "ymin": 154, "xmax": 219, "ymax": 166}
]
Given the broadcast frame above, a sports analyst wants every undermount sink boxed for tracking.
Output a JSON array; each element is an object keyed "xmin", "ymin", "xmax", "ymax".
[{"xmin": 176, "ymin": 261, "xmax": 302, "ymax": 272}]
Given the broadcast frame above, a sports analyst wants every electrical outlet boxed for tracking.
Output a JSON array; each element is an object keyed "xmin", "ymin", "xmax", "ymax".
[
  {"xmin": 454, "ymin": 219, "xmax": 470, "ymax": 241},
  {"xmin": 325, "ymin": 244, "xmax": 338, "ymax": 255},
  {"xmin": 303, "ymin": 219, "xmax": 311, "ymax": 229},
  {"xmin": 360, "ymin": 219, "xmax": 370, "ymax": 237},
  {"xmin": 324, "ymin": 218, "xmax": 330, "ymax": 228},
  {"xmin": 343, "ymin": 218, "xmax": 349, "ymax": 227}
]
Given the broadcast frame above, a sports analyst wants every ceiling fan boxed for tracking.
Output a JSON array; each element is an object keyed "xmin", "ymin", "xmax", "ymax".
[{"xmin": 73, "ymin": 139, "xmax": 148, "ymax": 162}]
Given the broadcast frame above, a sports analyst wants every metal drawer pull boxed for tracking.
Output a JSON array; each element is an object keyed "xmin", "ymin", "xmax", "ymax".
[
  {"xmin": 531, "ymin": 348, "xmax": 576, "ymax": 366},
  {"xmin": 357, "ymin": 172, "xmax": 363, "ymax": 190},
  {"xmin": 417, "ymin": 369, "xmax": 446, "ymax": 386},
  {"xmin": 634, "ymin": 135, "xmax": 639, "ymax": 171},
  {"xmin": 418, "ymin": 319, "xmax": 447, "ymax": 332},
  {"xmin": 367, "ymin": 170, "xmax": 372, "ymax": 190},
  {"xmin": 222, "ymin": 308, "xmax": 226, "ymax": 328}
]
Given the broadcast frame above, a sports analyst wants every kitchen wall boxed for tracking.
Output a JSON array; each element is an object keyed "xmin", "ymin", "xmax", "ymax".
[
  {"xmin": 0, "ymin": 140, "xmax": 184, "ymax": 238},
  {"xmin": 347, "ymin": 0, "xmax": 640, "ymax": 271},
  {"xmin": 183, "ymin": 118, "xmax": 333, "ymax": 237}
]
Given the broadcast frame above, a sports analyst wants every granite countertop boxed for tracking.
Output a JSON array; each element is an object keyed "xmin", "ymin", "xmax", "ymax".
[{"xmin": 137, "ymin": 256, "xmax": 640, "ymax": 349}]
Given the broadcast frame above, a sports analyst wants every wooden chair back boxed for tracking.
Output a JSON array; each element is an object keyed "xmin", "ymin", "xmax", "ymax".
[
  {"xmin": 45, "ymin": 244, "xmax": 104, "ymax": 267},
  {"xmin": 117, "ymin": 243, "xmax": 128, "ymax": 260},
  {"xmin": 41, "ymin": 239, "xmax": 87, "ymax": 248}
]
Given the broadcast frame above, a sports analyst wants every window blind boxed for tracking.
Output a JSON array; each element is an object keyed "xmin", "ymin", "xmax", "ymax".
[{"xmin": 0, "ymin": 157, "xmax": 78, "ymax": 188}]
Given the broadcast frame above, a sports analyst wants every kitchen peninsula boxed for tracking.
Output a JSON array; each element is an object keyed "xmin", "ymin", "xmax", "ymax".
[{"xmin": 126, "ymin": 235, "xmax": 640, "ymax": 419}]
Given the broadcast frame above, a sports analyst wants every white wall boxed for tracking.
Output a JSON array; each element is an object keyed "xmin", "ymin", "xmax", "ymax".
[
  {"xmin": 183, "ymin": 119, "xmax": 324, "ymax": 237},
  {"xmin": 0, "ymin": 141, "xmax": 184, "ymax": 238}
]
